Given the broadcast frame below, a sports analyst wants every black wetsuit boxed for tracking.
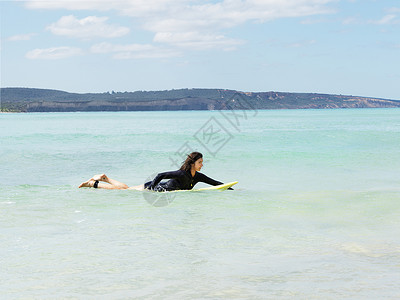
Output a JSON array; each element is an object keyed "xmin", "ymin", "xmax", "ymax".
[{"xmin": 144, "ymin": 169, "xmax": 232, "ymax": 191}]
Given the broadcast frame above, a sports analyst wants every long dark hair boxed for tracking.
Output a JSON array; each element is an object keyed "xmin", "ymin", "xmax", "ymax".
[{"xmin": 180, "ymin": 152, "xmax": 203, "ymax": 173}]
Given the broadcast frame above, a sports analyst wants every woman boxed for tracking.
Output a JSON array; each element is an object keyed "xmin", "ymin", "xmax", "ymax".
[{"xmin": 78, "ymin": 152, "xmax": 233, "ymax": 191}]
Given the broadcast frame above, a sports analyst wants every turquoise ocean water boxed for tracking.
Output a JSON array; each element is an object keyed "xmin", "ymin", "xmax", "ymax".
[{"xmin": 1, "ymin": 109, "xmax": 400, "ymax": 299}]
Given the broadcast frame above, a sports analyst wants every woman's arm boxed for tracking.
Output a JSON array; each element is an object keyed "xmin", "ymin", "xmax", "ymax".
[{"xmin": 196, "ymin": 173, "xmax": 234, "ymax": 189}]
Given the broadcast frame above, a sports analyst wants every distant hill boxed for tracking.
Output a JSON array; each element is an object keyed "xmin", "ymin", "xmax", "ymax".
[{"xmin": 1, "ymin": 87, "xmax": 399, "ymax": 112}]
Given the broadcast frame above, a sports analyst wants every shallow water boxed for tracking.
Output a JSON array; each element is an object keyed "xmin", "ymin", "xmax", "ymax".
[{"xmin": 1, "ymin": 109, "xmax": 400, "ymax": 299}]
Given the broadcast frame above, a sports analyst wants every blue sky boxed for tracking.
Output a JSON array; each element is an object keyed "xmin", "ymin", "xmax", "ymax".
[{"xmin": 1, "ymin": 0, "xmax": 399, "ymax": 99}]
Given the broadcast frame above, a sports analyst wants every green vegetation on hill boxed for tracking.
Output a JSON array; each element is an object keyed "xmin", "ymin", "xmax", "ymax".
[{"xmin": 1, "ymin": 87, "xmax": 399, "ymax": 112}]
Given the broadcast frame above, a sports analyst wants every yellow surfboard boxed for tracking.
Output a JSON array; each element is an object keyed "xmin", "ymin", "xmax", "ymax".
[{"xmin": 189, "ymin": 181, "xmax": 238, "ymax": 192}]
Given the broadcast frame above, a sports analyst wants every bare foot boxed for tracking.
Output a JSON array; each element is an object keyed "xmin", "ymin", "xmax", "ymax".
[
  {"xmin": 92, "ymin": 174, "xmax": 108, "ymax": 182},
  {"xmin": 78, "ymin": 179, "xmax": 95, "ymax": 188}
]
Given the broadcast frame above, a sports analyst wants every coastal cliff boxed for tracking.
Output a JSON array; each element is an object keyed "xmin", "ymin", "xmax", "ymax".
[{"xmin": 1, "ymin": 88, "xmax": 399, "ymax": 112}]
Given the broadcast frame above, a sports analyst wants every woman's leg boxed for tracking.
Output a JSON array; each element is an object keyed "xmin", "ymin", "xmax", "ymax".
[
  {"xmin": 78, "ymin": 174, "xmax": 129, "ymax": 189},
  {"xmin": 128, "ymin": 184, "xmax": 145, "ymax": 191},
  {"xmin": 94, "ymin": 174, "xmax": 129, "ymax": 189}
]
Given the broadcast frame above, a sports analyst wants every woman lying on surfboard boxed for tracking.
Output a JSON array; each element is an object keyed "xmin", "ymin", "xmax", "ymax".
[{"xmin": 78, "ymin": 152, "xmax": 233, "ymax": 191}]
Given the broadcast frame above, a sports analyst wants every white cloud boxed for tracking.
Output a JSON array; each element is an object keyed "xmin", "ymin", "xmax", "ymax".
[
  {"xmin": 141, "ymin": 0, "xmax": 335, "ymax": 32},
  {"xmin": 24, "ymin": 0, "xmax": 336, "ymax": 24},
  {"xmin": 143, "ymin": 0, "xmax": 334, "ymax": 50},
  {"xmin": 300, "ymin": 18, "xmax": 329, "ymax": 25},
  {"xmin": 90, "ymin": 42, "xmax": 152, "ymax": 53},
  {"xmin": 113, "ymin": 50, "xmax": 179, "ymax": 59},
  {"xmin": 386, "ymin": 7, "xmax": 400, "ymax": 14},
  {"xmin": 153, "ymin": 32, "xmax": 244, "ymax": 50},
  {"xmin": 342, "ymin": 17, "xmax": 360, "ymax": 25},
  {"xmin": 266, "ymin": 38, "xmax": 316, "ymax": 48},
  {"xmin": 25, "ymin": 0, "xmax": 336, "ymax": 50},
  {"xmin": 344, "ymin": 12, "xmax": 400, "ymax": 26},
  {"xmin": 24, "ymin": 0, "xmax": 120, "ymax": 11},
  {"xmin": 90, "ymin": 42, "xmax": 180, "ymax": 59},
  {"xmin": 8, "ymin": 33, "xmax": 36, "ymax": 41},
  {"xmin": 26, "ymin": 46, "xmax": 83, "ymax": 59},
  {"xmin": 47, "ymin": 15, "xmax": 130, "ymax": 39},
  {"xmin": 24, "ymin": 0, "xmax": 188, "ymax": 14},
  {"xmin": 288, "ymin": 39, "xmax": 316, "ymax": 48},
  {"xmin": 370, "ymin": 14, "xmax": 398, "ymax": 25}
]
